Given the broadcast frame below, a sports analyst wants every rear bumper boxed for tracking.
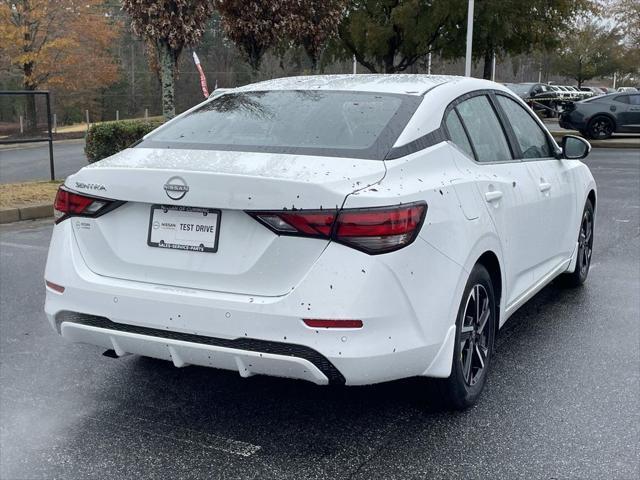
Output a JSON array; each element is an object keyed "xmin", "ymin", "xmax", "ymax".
[
  {"xmin": 559, "ymin": 112, "xmax": 587, "ymax": 131},
  {"xmin": 58, "ymin": 312, "xmax": 339, "ymax": 385},
  {"xmin": 45, "ymin": 220, "xmax": 465, "ymax": 385}
]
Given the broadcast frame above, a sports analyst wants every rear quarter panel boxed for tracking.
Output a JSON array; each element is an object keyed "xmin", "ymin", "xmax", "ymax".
[{"xmin": 342, "ymin": 142, "xmax": 504, "ymax": 339}]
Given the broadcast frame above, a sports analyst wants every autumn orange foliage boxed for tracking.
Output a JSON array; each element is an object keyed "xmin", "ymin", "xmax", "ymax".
[{"xmin": 0, "ymin": 0, "xmax": 120, "ymax": 92}]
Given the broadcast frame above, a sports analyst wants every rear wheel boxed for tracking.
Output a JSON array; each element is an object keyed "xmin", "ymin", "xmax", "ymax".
[
  {"xmin": 439, "ymin": 264, "xmax": 496, "ymax": 409},
  {"xmin": 587, "ymin": 116, "xmax": 614, "ymax": 139},
  {"xmin": 561, "ymin": 200, "xmax": 594, "ymax": 287}
]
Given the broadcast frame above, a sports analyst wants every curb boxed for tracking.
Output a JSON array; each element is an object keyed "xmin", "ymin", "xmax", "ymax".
[{"xmin": 0, "ymin": 204, "xmax": 52, "ymax": 224}]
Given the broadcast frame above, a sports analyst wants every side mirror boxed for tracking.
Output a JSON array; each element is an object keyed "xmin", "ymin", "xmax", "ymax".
[{"xmin": 561, "ymin": 135, "xmax": 591, "ymax": 160}]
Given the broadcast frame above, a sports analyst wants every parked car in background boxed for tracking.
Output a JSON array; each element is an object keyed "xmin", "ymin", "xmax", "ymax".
[
  {"xmin": 565, "ymin": 86, "xmax": 592, "ymax": 100},
  {"xmin": 549, "ymin": 85, "xmax": 571, "ymax": 99},
  {"xmin": 579, "ymin": 87, "xmax": 605, "ymax": 97},
  {"xmin": 560, "ymin": 93, "xmax": 640, "ymax": 139},
  {"xmin": 617, "ymin": 86, "xmax": 638, "ymax": 92},
  {"xmin": 565, "ymin": 86, "xmax": 587, "ymax": 99},
  {"xmin": 504, "ymin": 82, "xmax": 555, "ymax": 100},
  {"xmin": 504, "ymin": 83, "xmax": 559, "ymax": 117}
]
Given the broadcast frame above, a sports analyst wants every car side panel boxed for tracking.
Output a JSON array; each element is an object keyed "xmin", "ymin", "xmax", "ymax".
[
  {"xmin": 617, "ymin": 96, "xmax": 640, "ymax": 130},
  {"xmin": 341, "ymin": 143, "xmax": 501, "ymax": 362},
  {"xmin": 525, "ymin": 159, "xmax": 579, "ymax": 279}
]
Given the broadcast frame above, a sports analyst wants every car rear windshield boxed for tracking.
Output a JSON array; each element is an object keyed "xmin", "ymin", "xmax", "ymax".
[{"xmin": 138, "ymin": 90, "xmax": 422, "ymax": 160}]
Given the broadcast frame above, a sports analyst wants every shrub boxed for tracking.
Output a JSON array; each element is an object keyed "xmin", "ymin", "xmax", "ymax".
[{"xmin": 85, "ymin": 119, "xmax": 163, "ymax": 163}]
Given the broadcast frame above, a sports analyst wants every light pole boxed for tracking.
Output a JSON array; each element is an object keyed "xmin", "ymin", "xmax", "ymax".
[{"xmin": 464, "ymin": 0, "xmax": 474, "ymax": 77}]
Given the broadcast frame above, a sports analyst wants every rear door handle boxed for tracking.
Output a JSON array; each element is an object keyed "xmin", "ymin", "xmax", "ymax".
[
  {"xmin": 485, "ymin": 190, "xmax": 503, "ymax": 202},
  {"xmin": 539, "ymin": 182, "xmax": 552, "ymax": 192}
]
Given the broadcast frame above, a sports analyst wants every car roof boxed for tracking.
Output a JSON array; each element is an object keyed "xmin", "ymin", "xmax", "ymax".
[
  {"xmin": 586, "ymin": 93, "xmax": 623, "ymax": 101},
  {"xmin": 233, "ymin": 74, "xmax": 474, "ymax": 96}
]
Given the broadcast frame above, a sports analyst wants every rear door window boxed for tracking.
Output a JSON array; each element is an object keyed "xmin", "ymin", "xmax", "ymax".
[
  {"xmin": 444, "ymin": 110, "xmax": 475, "ymax": 159},
  {"xmin": 496, "ymin": 95, "xmax": 552, "ymax": 159},
  {"xmin": 455, "ymin": 95, "xmax": 512, "ymax": 163}
]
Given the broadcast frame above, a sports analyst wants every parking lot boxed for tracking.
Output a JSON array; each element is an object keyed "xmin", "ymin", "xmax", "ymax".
[{"xmin": 0, "ymin": 148, "xmax": 638, "ymax": 479}]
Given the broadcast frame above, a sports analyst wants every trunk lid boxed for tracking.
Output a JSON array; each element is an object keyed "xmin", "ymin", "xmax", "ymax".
[{"xmin": 67, "ymin": 147, "xmax": 385, "ymax": 296}]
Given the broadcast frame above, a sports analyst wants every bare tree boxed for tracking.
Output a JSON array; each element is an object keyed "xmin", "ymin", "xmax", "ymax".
[
  {"xmin": 122, "ymin": 0, "xmax": 215, "ymax": 119},
  {"xmin": 215, "ymin": 0, "xmax": 291, "ymax": 72},
  {"xmin": 288, "ymin": 0, "xmax": 346, "ymax": 72}
]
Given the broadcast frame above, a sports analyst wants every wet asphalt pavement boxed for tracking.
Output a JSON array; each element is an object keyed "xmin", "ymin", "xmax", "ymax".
[{"xmin": 0, "ymin": 148, "xmax": 638, "ymax": 479}]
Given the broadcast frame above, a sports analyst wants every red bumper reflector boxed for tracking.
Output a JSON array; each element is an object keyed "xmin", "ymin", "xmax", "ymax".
[
  {"xmin": 45, "ymin": 280, "xmax": 65, "ymax": 293},
  {"xmin": 303, "ymin": 319, "xmax": 363, "ymax": 329}
]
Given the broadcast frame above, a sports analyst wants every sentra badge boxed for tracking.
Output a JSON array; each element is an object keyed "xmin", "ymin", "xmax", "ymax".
[{"xmin": 75, "ymin": 181, "xmax": 106, "ymax": 191}]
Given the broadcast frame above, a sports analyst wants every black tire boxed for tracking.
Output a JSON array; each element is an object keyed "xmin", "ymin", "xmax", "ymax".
[
  {"xmin": 586, "ymin": 115, "xmax": 614, "ymax": 139},
  {"xmin": 561, "ymin": 200, "xmax": 594, "ymax": 287},
  {"xmin": 438, "ymin": 264, "xmax": 496, "ymax": 410}
]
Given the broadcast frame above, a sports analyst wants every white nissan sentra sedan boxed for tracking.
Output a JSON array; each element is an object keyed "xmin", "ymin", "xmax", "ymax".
[{"xmin": 45, "ymin": 75, "xmax": 596, "ymax": 408}]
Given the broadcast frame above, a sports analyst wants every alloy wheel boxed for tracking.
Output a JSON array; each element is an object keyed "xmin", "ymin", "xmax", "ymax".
[
  {"xmin": 578, "ymin": 209, "xmax": 593, "ymax": 277},
  {"xmin": 459, "ymin": 284, "xmax": 491, "ymax": 386},
  {"xmin": 590, "ymin": 118, "xmax": 613, "ymax": 139}
]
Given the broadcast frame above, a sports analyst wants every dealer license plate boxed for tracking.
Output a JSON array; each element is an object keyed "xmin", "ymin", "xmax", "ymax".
[{"xmin": 147, "ymin": 205, "xmax": 220, "ymax": 253}]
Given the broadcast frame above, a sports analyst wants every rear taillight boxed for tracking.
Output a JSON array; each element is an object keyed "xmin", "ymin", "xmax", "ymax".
[
  {"xmin": 248, "ymin": 202, "xmax": 426, "ymax": 254},
  {"xmin": 252, "ymin": 211, "xmax": 335, "ymax": 238},
  {"xmin": 334, "ymin": 204, "xmax": 426, "ymax": 254},
  {"xmin": 54, "ymin": 186, "xmax": 122, "ymax": 223}
]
